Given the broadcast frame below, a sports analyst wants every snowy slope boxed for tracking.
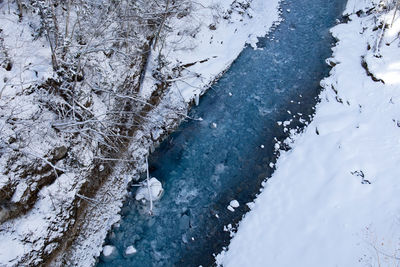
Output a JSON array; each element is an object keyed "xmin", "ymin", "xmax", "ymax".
[{"xmin": 217, "ymin": 0, "xmax": 400, "ymax": 266}]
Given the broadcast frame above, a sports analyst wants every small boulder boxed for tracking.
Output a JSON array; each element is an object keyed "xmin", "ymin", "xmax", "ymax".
[
  {"xmin": 101, "ymin": 245, "xmax": 118, "ymax": 262},
  {"xmin": 51, "ymin": 146, "xmax": 68, "ymax": 160},
  {"xmin": 209, "ymin": 23, "xmax": 217, "ymax": 30},
  {"xmin": 124, "ymin": 245, "xmax": 137, "ymax": 257},
  {"xmin": 135, "ymin": 178, "xmax": 164, "ymax": 202},
  {"xmin": 230, "ymin": 200, "xmax": 240, "ymax": 208}
]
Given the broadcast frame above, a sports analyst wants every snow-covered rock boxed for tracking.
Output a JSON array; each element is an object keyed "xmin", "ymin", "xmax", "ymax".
[
  {"xmin": 227, "ymin": 205, "xmax": 235, "ymax": 212},
  {"xmin": 135, "ymin": 178, "xmax": 164, "ymax": 202},
  {"xmin": 124, "ymin": 245, "xmax": 137, "ymax": 257},
  {"xmin": 101, "ymin": 245, "xmax": 118, "ymax": 261},
  {"xmin": 230, "ymin": 200, "xmax": 240, "ymax": 208}
]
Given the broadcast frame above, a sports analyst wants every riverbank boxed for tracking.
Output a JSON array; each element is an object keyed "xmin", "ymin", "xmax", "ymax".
[{"xmin": 217, "ymin": 0, "xmax": 400, "ymax": 266}]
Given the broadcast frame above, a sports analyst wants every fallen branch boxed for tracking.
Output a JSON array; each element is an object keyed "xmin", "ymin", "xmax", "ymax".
[{"xmin": 146, "ymin": 155, "xmax": 153, "ymax": 215}]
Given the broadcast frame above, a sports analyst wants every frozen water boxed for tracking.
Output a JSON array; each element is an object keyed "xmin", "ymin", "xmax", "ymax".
[{"xmin": 97, "ymin": 0, "xmax": 347, "ymax": 266}]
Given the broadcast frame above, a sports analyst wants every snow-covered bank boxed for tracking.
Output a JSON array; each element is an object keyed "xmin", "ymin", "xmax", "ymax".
[{"xmin": 217, "ymin": 0, "xmax": 400, "ymax": 266}]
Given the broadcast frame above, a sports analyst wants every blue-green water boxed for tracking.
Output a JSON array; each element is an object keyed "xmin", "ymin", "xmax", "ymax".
[{"xmin": 98, "ymin": 0, "xmax": 347, "ymax": 266}]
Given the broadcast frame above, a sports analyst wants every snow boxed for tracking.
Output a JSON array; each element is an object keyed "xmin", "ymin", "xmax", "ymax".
[
  {"xmin": 0, "ymin": 4, "xmax": 88, "ymax": 265},
  {"xmin": 0, "ymin": 172, "xmax": 80, "ymax": 265},
  {"xmin": 0, "ymin": 238, "xmax": 24, "ymax": 263},
  {"xmin": 0, "ymin": 7, "xmax": 53, "ymax": 98},
  {"xmin": 124, "ymin": 245, "xmax": 137, "ymax": 256},
  {"xmin": 135, "ymin": 177, "xmax": 164, "ymax": 202},
  {"xmin": 102, "ymin": 245, "xmax": 117, "ymax": 258},
  {"xmin": 228, "ymin": 200, "xmax": 240, "ymax": 212},
  {"xmin": 230, "ymin": 200, "xmax": 240, "ymax": 208},
  {"xmin": 11, "ymin": 182, "xmax": 28, "ymax": 203},
  {"xmin": 217, "ymin": 1, "xmax": 400, "ymax": 266}
]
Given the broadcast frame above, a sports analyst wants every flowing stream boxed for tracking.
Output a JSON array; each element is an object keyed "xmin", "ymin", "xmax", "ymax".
[{"xmin": 97, "ymin": 0, "xmax": 347, "ymax": 266}]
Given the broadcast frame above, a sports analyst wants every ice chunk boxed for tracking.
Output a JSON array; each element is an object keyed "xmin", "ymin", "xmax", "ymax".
[{"xmin": 135, "ymin": 178, "xmax": 164, "ymax": 202}]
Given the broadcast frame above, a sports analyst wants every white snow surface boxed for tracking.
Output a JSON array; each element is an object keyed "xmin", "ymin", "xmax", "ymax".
[
  {"xmin": 135, "ymin": 177, "xmax": 164, "ymax": 202},
  {"xmin": 230, "ymin": 200, "xmax": 240, "ymax": 208},
  {"xmin": 102, "ymin": 245, "xmax": 116, "ymax": 257},
  {"xmin": 0, "ymin": 8, "xmax": 53, "ymax": 99},
  {"xmin": 217, "ymin": 1, "xmax": 400, "ymax": 267}
]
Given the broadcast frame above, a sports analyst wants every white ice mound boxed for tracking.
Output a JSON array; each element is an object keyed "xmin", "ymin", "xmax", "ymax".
[{"xmin": 135, "ymin": 177, "xmax": 164, "ymax": 202}]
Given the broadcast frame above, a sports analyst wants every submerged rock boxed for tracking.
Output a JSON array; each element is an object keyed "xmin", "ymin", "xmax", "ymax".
[{"xmin": 179, "ymin": 214, "xmax": 190, "ymax": 230}]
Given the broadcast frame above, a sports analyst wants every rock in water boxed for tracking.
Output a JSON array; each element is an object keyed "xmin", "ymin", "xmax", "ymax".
[
  {"xmin": 124, "ymin": 245, "xmax": 137, "ymax": 257},
  {"xmin": 227, "ymin": 205, "xmax": 235, "ymax": 212},
  {"xmin": 135, "ymin": 177, "xmax": 164, "ymax": 202},
  {"xmin": 230, "ymin": 199, "xmax": 240, "ymax": 208},
  {"xmin": 101, "ymin": 245, "xmax": 118, "ymax": 262}
]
